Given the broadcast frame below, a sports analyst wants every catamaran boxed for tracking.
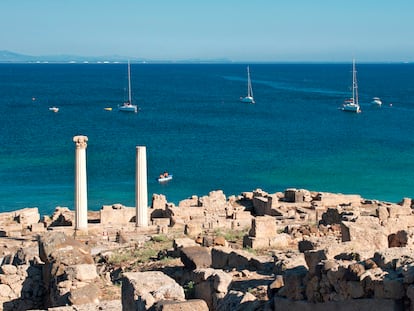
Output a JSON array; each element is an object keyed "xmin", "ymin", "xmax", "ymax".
[
  {"xmin": 341, "ymin": 59, "xmax": 361, "ymax": 113},
  {"xmin": 118, "ymin": 60, "xmax": 138, "ymax": 113},
  {"xmin": 240, "ymin": 66, "xmax": 255, "ymax": 104}
]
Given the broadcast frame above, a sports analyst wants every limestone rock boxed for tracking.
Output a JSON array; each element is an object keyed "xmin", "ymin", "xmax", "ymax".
[
  {"xmin": 122, "ymin": 271, "xmax": 185, "ymax": 311},
  {"xmin": 180, "ymin": 246, "xmax": 212, "ymax": 270},
  {"xmin": 68, "ymin": 283, "xmax": 100, "ymax": 305},
  {"xmin": 153, "ymin": 299, "xmax": 209, "ymax": 311}
]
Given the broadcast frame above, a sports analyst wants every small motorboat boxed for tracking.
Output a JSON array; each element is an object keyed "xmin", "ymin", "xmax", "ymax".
[
  {"xmin": 157, "ymin": 173, "xmax": 173, "ymax": 183},
  {"xmin": 49, "ymin": 107, "xmax": 59, "ymax": 113},
  {"xmin": 371, "ymin": 97, "xmax": 382, "ymax": 106}
]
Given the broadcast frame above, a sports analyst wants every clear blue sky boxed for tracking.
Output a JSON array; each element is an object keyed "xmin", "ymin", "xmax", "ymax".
[{"xmin": 1, "ymin": 0, "xmax": 413, "ymax": 62}]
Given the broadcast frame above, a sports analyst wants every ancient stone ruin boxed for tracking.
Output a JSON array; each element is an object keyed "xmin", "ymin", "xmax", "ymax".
[{"xmin": 1, "ymin": 188, "xmax": 414, "ymax": 310}]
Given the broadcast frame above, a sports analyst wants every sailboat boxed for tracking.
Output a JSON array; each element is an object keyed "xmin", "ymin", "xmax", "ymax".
[
  {"xmin": 118, "ymin": 60, "xmax": 138, "ymax": 113},
  {"xmin": 341, "ymin": 59, "xmax": 361, "ymax": 113},
  {"xmin": 240, "ymin": 66, "xmax": 255, "ymax": 104}
]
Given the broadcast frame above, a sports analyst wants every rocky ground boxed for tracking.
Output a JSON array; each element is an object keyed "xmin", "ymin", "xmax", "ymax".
[{"xmin": 1, "ymin": 188, "xmax": 414, "ymax": 310}]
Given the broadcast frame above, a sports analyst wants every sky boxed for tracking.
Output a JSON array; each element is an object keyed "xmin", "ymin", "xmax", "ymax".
[{"xmin": 1, "ymin": 0, "xmax": 413, "ymax": 62}]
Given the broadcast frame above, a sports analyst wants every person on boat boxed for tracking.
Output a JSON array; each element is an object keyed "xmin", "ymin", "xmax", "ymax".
[
  {"xmin": 159, "ymin": 174, "xmax": 164, "ymax": 179},
  {"xmin": 163, "ymin": 171, "xmax": 169, "ymax": 177}
]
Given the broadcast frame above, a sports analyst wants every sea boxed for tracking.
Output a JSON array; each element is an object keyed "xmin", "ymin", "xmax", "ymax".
[{"xmin": 1, "ymin": 62, "xmax": 414, "ymax": 216}]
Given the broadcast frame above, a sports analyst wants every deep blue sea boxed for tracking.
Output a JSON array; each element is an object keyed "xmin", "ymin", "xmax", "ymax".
[{"xmin": 1, "ymin": 62, "xmax": 414, "ymax": 216}]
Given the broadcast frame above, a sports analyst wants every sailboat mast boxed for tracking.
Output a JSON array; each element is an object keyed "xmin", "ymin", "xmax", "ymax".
[
  {"xmin": 352, "ymin": 59, "xmax": 358, "ymax": 106},
  {"xmin": 128, "ymin": 60, "xmax": 132, "ymax": 103},
  {"xmin": 247, "ymin": 66, "xmax": 252, "ymax": 97}
]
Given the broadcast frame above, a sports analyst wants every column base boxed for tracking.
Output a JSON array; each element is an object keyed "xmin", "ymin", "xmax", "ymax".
[{"xmin": 74, "ymin": 228, "xmax": 88, "ymax": 237}]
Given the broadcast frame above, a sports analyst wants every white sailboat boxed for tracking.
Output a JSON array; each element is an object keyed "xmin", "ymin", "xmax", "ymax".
[
  {"xmin": 341, "ymin": 59, "xmax": 361, "ymax": 113},
  {"xmin": 240, "ymin": 66, "xmax": 255, "ymax": 104},
  {"xmin": 118, "ymin": 60, "xmax": 138, "ymax": 113}
]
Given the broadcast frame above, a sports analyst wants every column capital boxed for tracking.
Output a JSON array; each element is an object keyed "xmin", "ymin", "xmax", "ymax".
[{"xmin": 73, "ymin": 135, "xmax": 88, "ymax": 149}]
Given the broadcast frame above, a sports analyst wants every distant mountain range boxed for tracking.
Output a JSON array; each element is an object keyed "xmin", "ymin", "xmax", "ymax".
[{"xmin": 0, "ymin": 50, "xmax": 231, "ymax": 64}]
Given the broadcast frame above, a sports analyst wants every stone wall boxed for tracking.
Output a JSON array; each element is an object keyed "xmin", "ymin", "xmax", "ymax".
[{"xmin": 100, "ymin": 204, "xmax": 135, "ymax": 225}]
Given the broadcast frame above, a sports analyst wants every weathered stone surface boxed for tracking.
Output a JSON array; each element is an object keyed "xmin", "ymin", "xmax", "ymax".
[
  {"xmin": 173, "ymin": 238, "xmax": 199, "ymax": 252},
  {"xmin": 274, "ymin": 297, "xmax": 403, "ymax": 311},
  {"xmin": 65, "ymin": 264, "xmax": 98, "ymax": 281},
  {"xmin": 122, "ymin": 271, "xmax": 185, "ymax": 311},
  {"xmin": 185, "ymin": 223, "xmax": 202, "ymax": 237},
  {"xmin": 152, "ymin": 193, "xmax": 168, "ymax": 210},
  {"xmin": 39, "ymin": 232, "xmax": 93, "ymax": 266},
  {"xmin": 211, "ymin": 247, "xmax": 231, "ymax": 269},
  {"xmin": 228, "ymin": 249, "xmax": 252, "ymax": 270},
  {"xmin": 277, "ymin": 266, "xmax": 307, "ymax": 301},
  {"xmin": 68, "ymin": 283, "xmax": 100, "ymax": 305},
  {"xmin": 341, "ymin": 221, "xmax": 388, "ymax": 250},
  {"xmin": 153, "ymin": 299, "xmax": 209, "ymax": 311},
  {"xmin": 0, "ymin": 264, "xmax": 17, "ymax": 275},
  {"xmin": 192, "ymin": 268, "xmax": 232, "ymax": 310},
  {"xmin": 304, "ymin": 250, "xmax": 327, "ymax": 275},
  {"xmin": 249, "ymin": 216, "xmax": 276, "ymax": 238},
  {"xmin": 100, "ymin": 204, "xmax": 135, "ymax": 225},
  {"xmin": 180, "ymin": 246, "xmax": 212, "ymax": 270},
  {"xmin": 216, "ymin": 290, "xmax": 260, "ymax": 311},
  {"xmin": 49, "ymin": 207, "xmax": 74, "ymax": 226}
]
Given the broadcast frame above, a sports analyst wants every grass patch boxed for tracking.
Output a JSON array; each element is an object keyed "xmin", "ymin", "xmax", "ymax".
[
  {"xmin": 108, "ymin": 235, "xmax": 173, "ymax": 266},
  {"xmin": 214, "ymin": 227, "xmax": 249, "ymax": 242}
]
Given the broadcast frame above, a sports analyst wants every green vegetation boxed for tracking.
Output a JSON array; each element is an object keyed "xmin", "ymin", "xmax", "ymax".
[
  {"xmin": 243, "ymin": 246, "xmax": 257, "ymax": 255},
  {"xmin": 151, "ymin": 234, "xmax": 169, "ymax": 242},
  {"xmin": 183, "ymin": 280, "xmax": 195, "ymax": 299},
  {"xmin": 213, "ymin": 227, "xmax": 249, "ymax": 242},
  {"xmin": 107, "ymin": 235, "xmax": 173, "ymax": 267}
]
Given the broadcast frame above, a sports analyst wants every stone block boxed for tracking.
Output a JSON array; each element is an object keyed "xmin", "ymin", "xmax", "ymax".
[
  {"xmin": 65, "ymin": 264, "xmax": 98, "ymax": 281},
  {"xmin": 243, "ymin": 236, "xmax": 269, "ymax": 249},
  {"xmin": 16, "ymin": 207, "xmax": 40, "ymax": 226},
  {"xmin": 269, "ymin": 233, "xmax": 291, "ymax": 249},
  {"xmin": 304, "ymin": 250, "xmax": 327, "ymax": 275},
  {"xmin": 253, "ymin": 196, "xmax": 272, "ymax": 215},
  {"xmin": 30, "ymin": 222, "xmax": 45, "ymax": 233},
  {"xmin": 341, "ymin": 221, "xmax": 388, "ymax": 250},
  {"xmin": 228, "ymin": 249, "xmax": 252, "ymax": 270},
  {"xmin": 388, "ymin": 205, "xmax": 412, "ymax": 218},
  {"xmin": 180, "ymin": 246, "xmax": 211, "ymax": 270},
  {"xmin": 68, "ymin": 283, "xmax": 100, "ymax": 305},
  {"xmin": 248, "ymin": 215, "xmax": 276, "ymax": 238},
  {"xmin": 274, "ymin": 297, "xmax": 403, "ymax": 311},
  {"xmin": 185, "ymin": 223, "xmax": 202, "ymax": 237},
  {"xmin": 211, "ymin": 247, "xmax": 231, "ymax": 269},
  {"xmin": 153, "ymin": 299, "xmax": 209, "ymax": 311},
  {"xmin": 122, "ymin": 271, "xmax": 185, "ymax": 311},
  {"xmin": 100, "ymin": 205, "xmax": 135, "ymax": 225}
]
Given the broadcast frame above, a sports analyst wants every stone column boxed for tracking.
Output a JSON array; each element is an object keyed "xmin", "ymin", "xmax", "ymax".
[
  {"xmin": 135, "ymin": 146, "xmax": 148, "ymax": 227},
  {"xmin": 73, "ymin": 135, "xmax": 88, "ymax": 232}
]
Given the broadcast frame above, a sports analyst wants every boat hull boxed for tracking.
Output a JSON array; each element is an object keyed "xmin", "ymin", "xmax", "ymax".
[
  {"xmin": 158, "ymin": 175, "xmax": 173, "ymax": 183},
  {"xmin": 341, "ymin": 104, "xmax": 361, "ymax": 113},
  {"xmin": 118, "ymin": 105, "xmax": 137, "ymax": 113},
  {"xmin": 241, "ymin": 96, "xmax": 255, "ymax": 104}
]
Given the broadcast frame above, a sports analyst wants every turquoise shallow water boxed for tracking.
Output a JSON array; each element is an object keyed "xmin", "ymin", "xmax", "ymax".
[{"xmin": 1, "ymin": 63, "xmax": 414, "ymax": 215}]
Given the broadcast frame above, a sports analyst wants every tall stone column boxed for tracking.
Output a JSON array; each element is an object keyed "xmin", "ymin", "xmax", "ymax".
[
  {"xmin": 135, "ymin": 146, "xmax": 148, "ymax": 227},
  {"xmin": 73, "ymin": 135, "xmax": 88, "ymax": 232}
]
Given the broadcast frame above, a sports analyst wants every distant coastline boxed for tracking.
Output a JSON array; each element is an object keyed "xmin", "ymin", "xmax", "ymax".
[{"xmin": 1, "ymin": 50, "xmax": 412, "ymax": 64}]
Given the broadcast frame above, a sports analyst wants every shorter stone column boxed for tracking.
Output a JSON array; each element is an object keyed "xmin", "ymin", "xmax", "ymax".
[{"xmin": 135, "ymin": 146, "xmax": 148, "ymax": 227}]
